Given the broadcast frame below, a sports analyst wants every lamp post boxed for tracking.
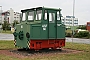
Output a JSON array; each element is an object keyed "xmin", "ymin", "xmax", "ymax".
[
  {"xmin": 0, "ymin": 6, "xmax": 2, "ymax": 33},
  {"xmin": 72, "ymin": 0, "xmax": 75, "ymax": 42}
]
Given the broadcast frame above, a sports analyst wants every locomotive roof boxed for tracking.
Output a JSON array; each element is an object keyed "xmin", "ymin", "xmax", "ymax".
[{"xmin": 21, "ymin": 7, "xmax": 61, "ymax": 12}]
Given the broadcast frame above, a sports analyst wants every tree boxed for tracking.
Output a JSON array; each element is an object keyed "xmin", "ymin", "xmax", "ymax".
[
  {"xmin": 0, "ymin": 23, "xmax": 2, "ymax": 25},
  {"xmin": 77, "ymin": 25, "xmax": 86, "ymax": 30},
  {"xmin": 12, "ymin": 20, "xmax": 19, "ymax": 27},
  {"xmin": 2, "ymin": 20, "xmax": 10, "ymax": 31}
]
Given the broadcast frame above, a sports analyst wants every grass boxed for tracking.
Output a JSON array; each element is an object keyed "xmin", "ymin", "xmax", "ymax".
[
  {"xmin": 64, "ymin": 42, "xmax": 90, "ymax": 52},
  {"xmin": 0, "ymin": 30, "xmax": 13, "ymax": 34},
  {"xmin": 0, "ymin": 40, "xmax": 90, "ymax": 60},
  {"xmin": 66, "ymin": 29, "xmax": 72, "ymax": 33},
  {"xmin": 0, "ymin": 54, "xmax": 19, "ymax": 60},
  {"xmin": 0, "ymin": 40, "xmax": 19, "ymax": 60},
  {"xmin": 0, "ymin": 40, "xmax": 15, "ymax": 49}
]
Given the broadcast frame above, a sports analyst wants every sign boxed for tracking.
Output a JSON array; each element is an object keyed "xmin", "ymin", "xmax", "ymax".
[
  {"xmin": 42, "ymin": 24, "xmax": 47, "ymax": 30},
  {"xmin": 42, "ymin": 24, "xmax": 47, "ymax": 27},
  {"xmin": 57, "ymin": 24, "xmax": 61, "ymax": 26},
  {"xmin": 43, "ymin": 28, "xmax": 46, "ymax": 30}
]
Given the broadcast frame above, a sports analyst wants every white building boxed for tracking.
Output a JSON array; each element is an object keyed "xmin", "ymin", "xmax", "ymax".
[
  {"xmin": 0, "ymin": 9, "xmax": 3, "ymax": 29},
  {"xmin": 1, "ymin": 8, "xmax": 21, "ymax": 24},
  {"xmin": 61, "ymin": 16, "xmax": 78, "ymax": 28},
  {"xmin": 0, "ymin": 10, "xmax": 3, "ymax": 24}
]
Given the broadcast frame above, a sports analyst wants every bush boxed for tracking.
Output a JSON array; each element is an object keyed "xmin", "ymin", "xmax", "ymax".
[
  {"xmin": 2, "ymin": 21, "xmax": 11, "ymax": 31},
  {"xmin": 66, "ymin": 32, "xmax": 72, "ymax": 37},
  {"xmin": 74, "ymin": 31, "xmax": 89, "ymax": 38},
  {"xmin": 74, "ymin": 33, "xmax": 79, "ymax": 38}
]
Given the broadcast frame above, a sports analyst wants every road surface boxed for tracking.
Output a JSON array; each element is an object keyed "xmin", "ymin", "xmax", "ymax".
[
  {"xmin": 0, "ymin": 33, "xmax": 14, "ymax": 40},
  {"xmin": 66, "ymin": 37, "xmax": 90, "ymax": 44},
  {"xmin": 0, "ymin": 33, "xmax": 90, "ymax": 44}
]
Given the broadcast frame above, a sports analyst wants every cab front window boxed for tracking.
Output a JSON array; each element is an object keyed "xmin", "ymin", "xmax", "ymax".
[{"xmin": 28, "ymin": 11, "xmax": 34, "ymax": 21}]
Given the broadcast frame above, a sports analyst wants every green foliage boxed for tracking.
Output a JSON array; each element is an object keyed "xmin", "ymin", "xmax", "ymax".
[
  {"xmin": 12, "ymin": 20, "xmax": 19, "ymax": 27},
  {"xmin": 1, "ymin": 30, "xmax": 12, "ymax": 34},
  {"xmin": 0, "ymin": 40, "xmax": 15, "ymax": 49},
  {"xmin": 66, "ymin": 29, "xmax": 90, "ymax": 38},
  {"xmin": 2, "ymin": 20, "xmax": 10, "ymax": 31},
  {"xmin": 74, "ymin": 31, "xmax": 89, "ymax": 38},
  {"xmin": 65, "ymin": 29, "xmax": 72, "ymax": 37},
  {"xmin": 0, "ymin": 23, "xmax": 2, "ymax": 25},
  {"xmin": 66, "ymin": 32, "xmax": 72, "ymax": 37},
  {"xmin": 77, "ymin": 25, "xmax": 86, "ymax": 29}
]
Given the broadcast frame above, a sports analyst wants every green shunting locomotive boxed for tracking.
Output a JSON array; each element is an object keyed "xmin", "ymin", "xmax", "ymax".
[{"xmin": 13, "ymin": 7, "xmax": 66, "ymax": 50}]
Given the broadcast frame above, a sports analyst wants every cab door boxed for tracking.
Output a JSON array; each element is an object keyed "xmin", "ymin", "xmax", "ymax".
[
  {"xmin": 56, "ymin": 11, "xmax": 65, "ymax": 39},
  {"xmin": 47, "ymin": 10, "xmax": 57, "ymax": 39}
]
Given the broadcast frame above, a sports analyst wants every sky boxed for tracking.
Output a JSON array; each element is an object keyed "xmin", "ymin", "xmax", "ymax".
[{"xmin": 0, "ymin": 0, "xmax": 90, "ymax": 25}]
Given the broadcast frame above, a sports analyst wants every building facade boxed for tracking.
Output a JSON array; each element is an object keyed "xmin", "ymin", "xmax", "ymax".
[
  {"xmin": 61, "ymin": 16, "xmax": 78, "ymax": 28},
  {"xmin": 86, "ymin": 22, "xmax": 90, "ymax": 32},
  {"xmin": 0, "ymin": 10, "xmax": 3, "ymax": 24},
  {"xmin": 1, "ymin": 8, "xmax": 21, "ymax": 24}
]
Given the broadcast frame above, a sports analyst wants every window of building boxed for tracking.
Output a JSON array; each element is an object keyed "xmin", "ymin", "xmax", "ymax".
[
  {"xmin": 74, "ymin": 20, "xmax": 78, "ymax": 24},
  {"xmin": 66, "ymin": 22, "xmax": 70, "ymax": 24},
  {"xmin": 7, "ymin": 13, "xmax": 10, "ymax": 16},
  {"xmin": 62, "ymin": 19, "xmax": 64, "ymax": 21},
  {"xmin": 62, "ymin": 22, "xmax": 64, "ymax": 24},
  {"xmin": 28, "ymin": 11, "xmax": 34, "ymax": 20},
  {"xmin": 66, "ymin": 19, "xmax": 68, "ymax": 21},
  {"xmin": 70, "ymin": 22, "xmax": 72, "ymax": 24},
  {"xmin": 74, "ymin": 23, "xmax": 78, "ymax": 24},
  {"xmin": 14, "ymin": 14, "xmax": 16, "ymax": 15},
  {"xmin": 88, "ymin": 24, "xmax": 90, "ymax": 26}
]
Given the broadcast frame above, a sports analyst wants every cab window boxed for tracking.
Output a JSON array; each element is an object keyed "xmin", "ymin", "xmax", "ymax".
[
  {"xmin": 28, "ymin": 11, "xmax": 34, "ymax": 21},
  {"xmin": 22, "ymin": 13, "xmax": 26, "ymax": 21},
  {"xmin": 36, "ymin": 10, "xmax": 42, "ymax": 20},
  {"xmin": 57, "ymin": 11, "xmax": 60, "ymax": 20},
  {"xmin": 44, "ymin": 10, "xmax": 47, "ymax": 20},
  {"xmin": 49, "ymin": 13, "xmax": 55, "ymax": 23}
]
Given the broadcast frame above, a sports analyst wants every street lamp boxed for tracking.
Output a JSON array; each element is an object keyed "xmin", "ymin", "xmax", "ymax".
[
  {"xmin": 0, "ymin": 6, "xmax": 2, "ymax": 33},
  {"xmin": 72, "ymin": 0, "xmax": 75, "ymax": 42}
]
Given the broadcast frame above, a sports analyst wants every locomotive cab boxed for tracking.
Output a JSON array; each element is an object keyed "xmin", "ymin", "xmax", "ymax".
[{"xmin": 13, "ymin": 7, "xmax": 65, "ymax": 50}]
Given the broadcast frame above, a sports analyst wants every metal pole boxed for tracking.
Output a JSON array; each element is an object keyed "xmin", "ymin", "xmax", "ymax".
[{"xmin": 72, "ymin": 0, "xmax": 75, "ymax": 42}]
